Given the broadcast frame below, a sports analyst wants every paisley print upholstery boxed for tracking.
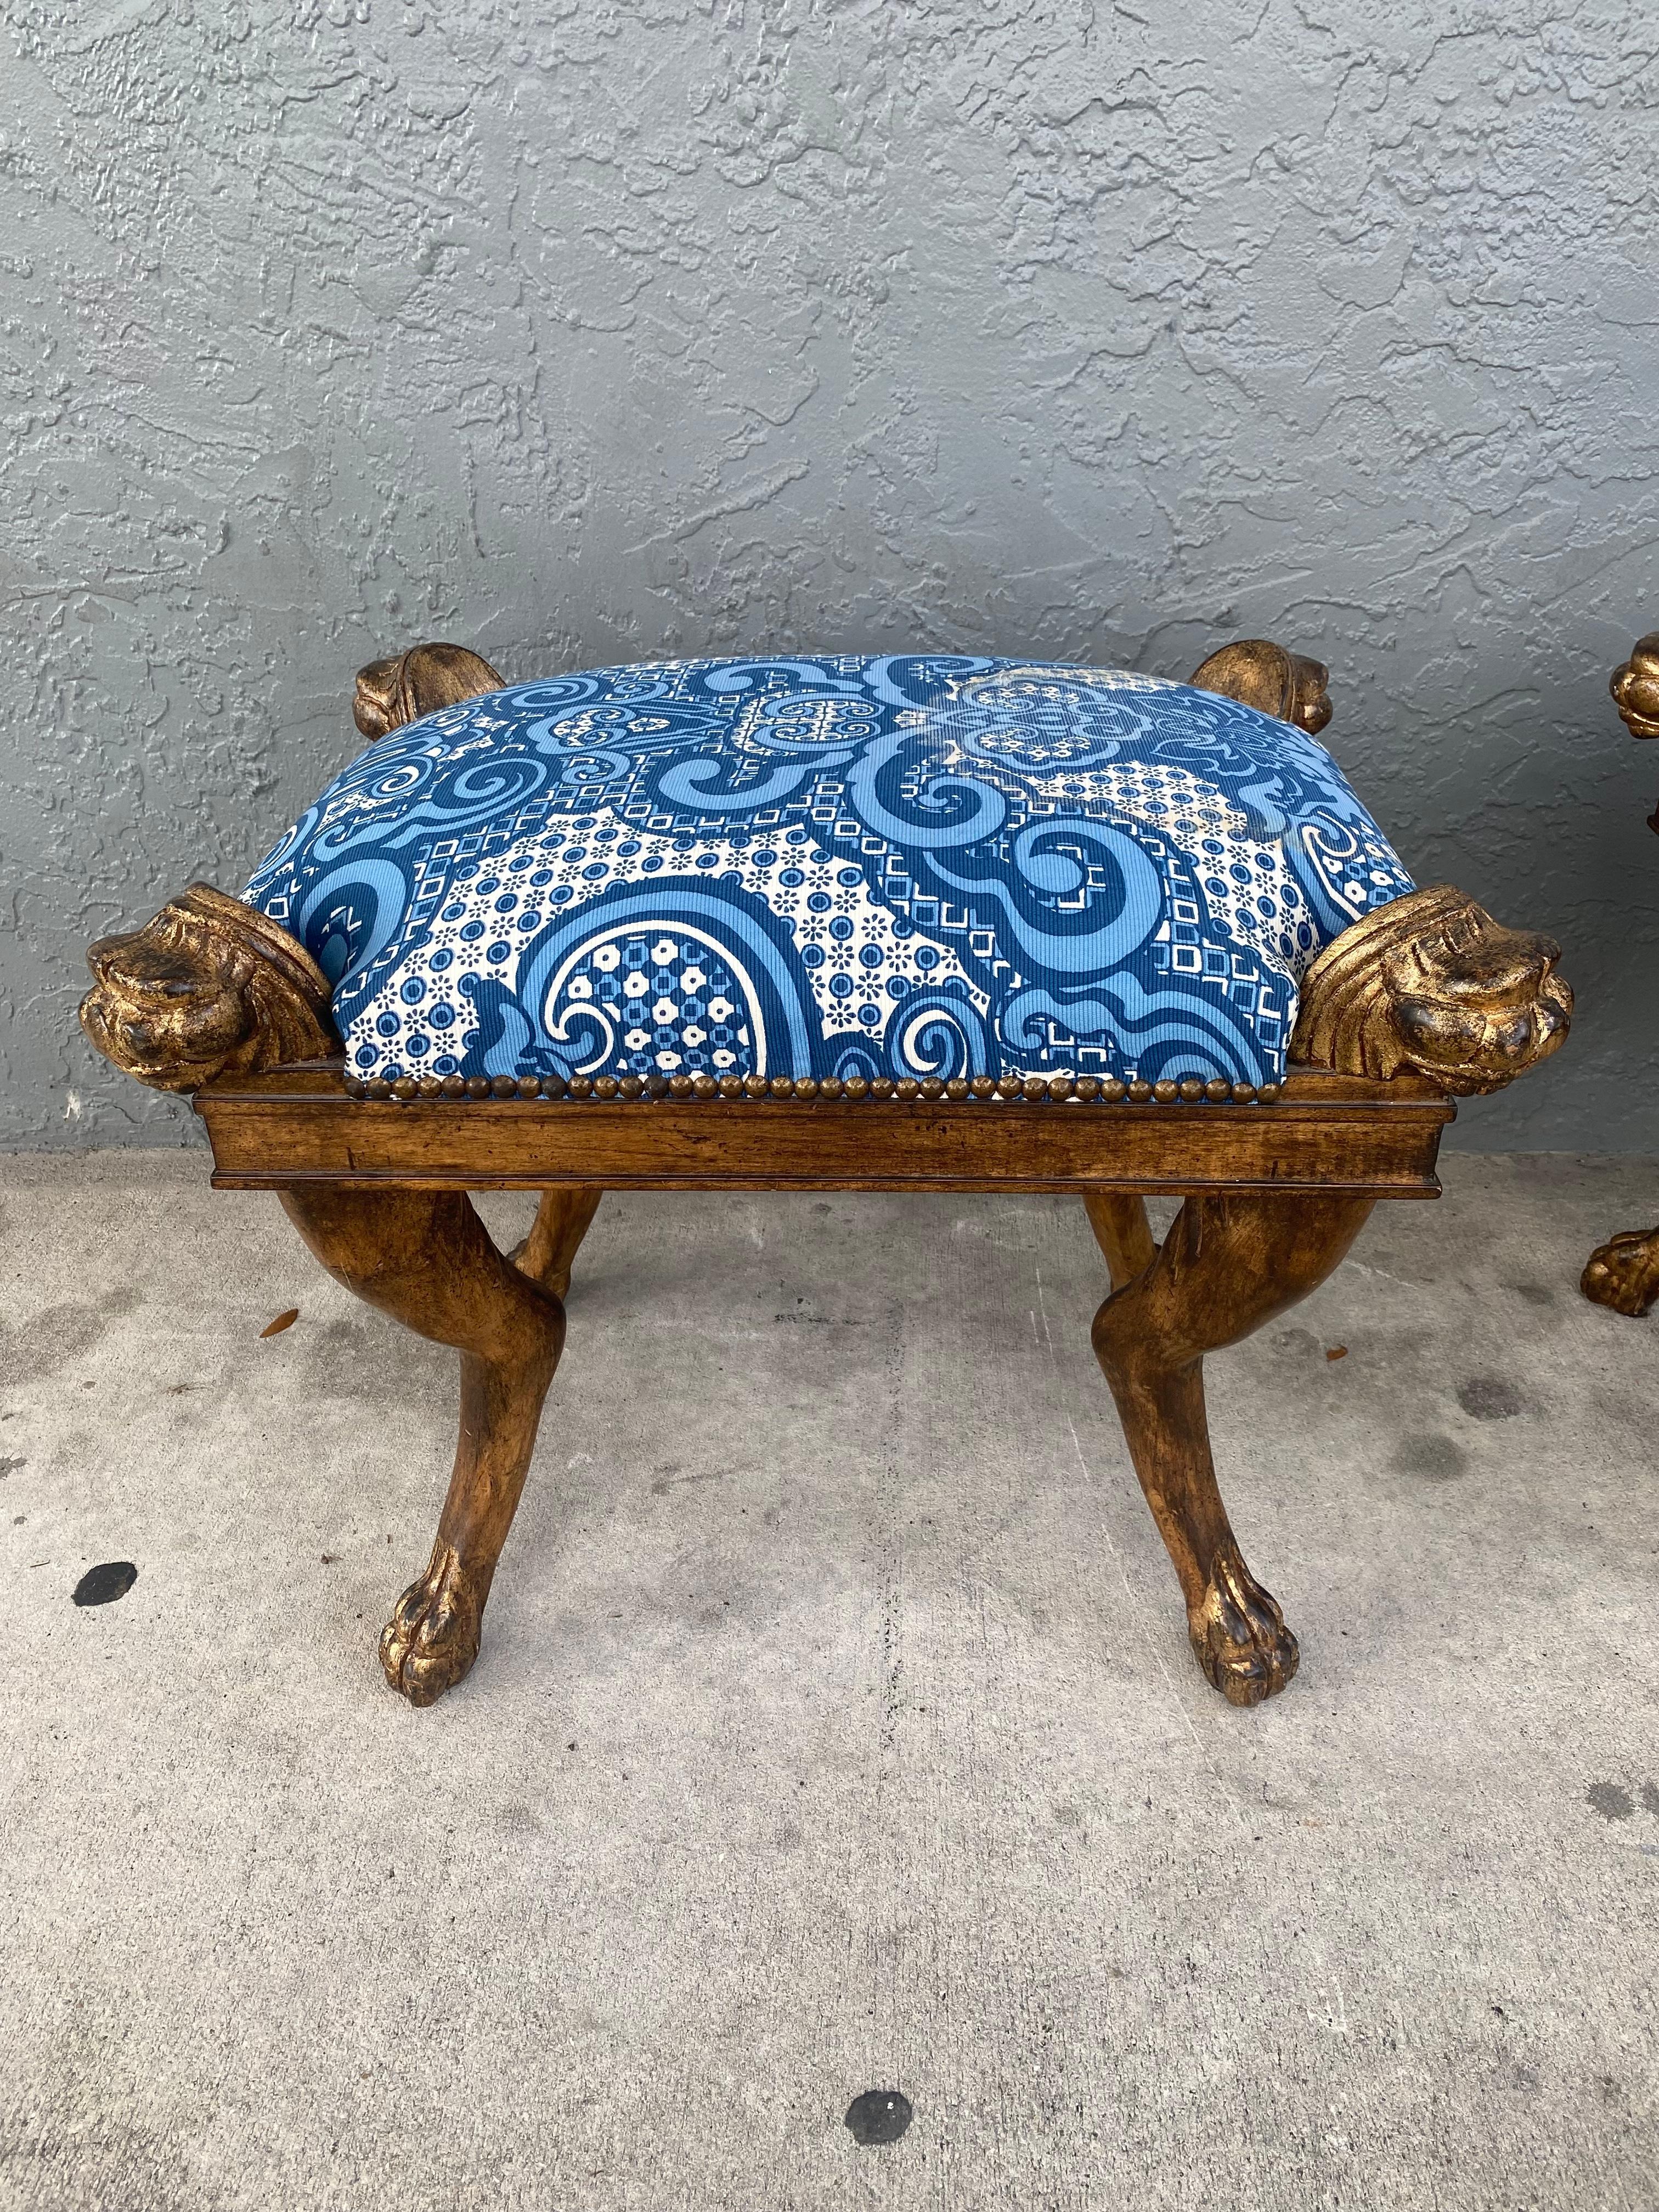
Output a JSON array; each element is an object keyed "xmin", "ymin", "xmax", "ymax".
[{"xmin": 244, "ymin": 654, "xmax": 1413, "ymax": 1090}]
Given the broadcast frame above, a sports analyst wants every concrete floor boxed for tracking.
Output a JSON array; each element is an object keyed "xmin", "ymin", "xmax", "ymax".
[{"xmin": 0, "ymin": 1152, "xmax": 1655, "ymax": 2212}]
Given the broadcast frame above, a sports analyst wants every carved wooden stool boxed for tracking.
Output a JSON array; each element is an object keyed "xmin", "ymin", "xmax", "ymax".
[
  {"xmin": 1582, "ymin": 631, "xmax": 1659, "ymax": 1317},
  {"xmin": 81, "ymin": 637, "xmax": 1571, "ymax": 1708}
]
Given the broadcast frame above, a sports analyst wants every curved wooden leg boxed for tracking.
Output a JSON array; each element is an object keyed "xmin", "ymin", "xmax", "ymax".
[
  {"xmin": 1582, "ymin": 1227, "xmax": 1659, "ymax": 1318},
  {"xmin": 511, "ymin": 1187, "xmax": 603, "ymax": 1300},
  {"xmin": 280, "ymin": 1186, "xmax": 565, "ymax": 1706},
  {"xmin": 1084, "ymin": 1192, "xmax": 1157, "ymax": 1291},
  {"xmin": 1092, "ymin": 1192, "xmax": 1374, "ymax": 1706}
]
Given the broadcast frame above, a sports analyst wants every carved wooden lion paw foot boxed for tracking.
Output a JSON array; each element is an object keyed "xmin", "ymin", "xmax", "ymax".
[
  {"xmin": 379, "ymin": 1546, "xmax": 484, "ymax": 1706},
  {"xmin": 1581, "ymin": 1228, "xmax": 1659, "ymax": 1319},
  {"xmin": 1188, "ymin": 1553, "xmax": 1300, "ymax": 1707}
]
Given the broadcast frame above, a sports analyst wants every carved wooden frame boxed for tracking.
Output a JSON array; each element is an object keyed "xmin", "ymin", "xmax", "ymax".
[{"xmin": 80, "ymin": 634, "xmax": 1572, "ymax": 1709}]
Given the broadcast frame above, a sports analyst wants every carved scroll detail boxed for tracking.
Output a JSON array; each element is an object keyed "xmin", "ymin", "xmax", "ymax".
[
  {"xmin": 353, "ymin": 641, "xmax": 505, "ymax": 738},
  {"xmin": 80, "ymin": 884, "xmax": 336, "ymax": 1093},
  {"xmin": 1289, "ymin": 882, "xmax": 1572, "ymax": 1096},
  {"xmin": 1189, "ymin": 638, "xmax": 1333, "ymax": 736}
]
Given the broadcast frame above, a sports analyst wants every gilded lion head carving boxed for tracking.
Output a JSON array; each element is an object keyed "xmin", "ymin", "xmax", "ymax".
[
  {"xmin": 1610, "ymin": 632, "xmax": 1659, "ymax": 742},
  {"xmin": 353, "ymin": 642, "xmax": 505, "ymax": 739},
  {"xmin": 80, "ymin": 885, "xmax": 336, "ymax": 1093},
  {"xmin": 1188, "ymin": 639, "xmax": 1333, "ymax": 736},
  {"xmin": 1290, "ymin": 884, "xmax": 1572, "ymax": 1096}
]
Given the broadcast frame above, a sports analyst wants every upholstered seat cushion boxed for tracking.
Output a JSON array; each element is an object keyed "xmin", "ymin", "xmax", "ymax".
[{"xmin": 245, "ymin": 654, "xmax": 1413, "ymax": 1090}]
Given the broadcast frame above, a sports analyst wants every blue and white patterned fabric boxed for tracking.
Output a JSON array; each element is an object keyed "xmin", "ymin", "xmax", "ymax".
[{"xmin": 245, "ymin": 655, "xmax": 1413, "ymax": 1090}]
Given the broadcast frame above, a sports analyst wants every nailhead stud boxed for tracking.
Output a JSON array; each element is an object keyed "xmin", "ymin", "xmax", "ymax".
[
  {"xmin": 794, "ymin": 1077, "xmax": 818, "ymax": 1101},
  {"xmin": 945, "ymin": 1077, "xmax": 969, "ymax": 1100},
  {"xmin": 896, "ymin": 1077, "xmax": 921, "ymax": 1101},
  {"xmin": 744, "ymin": 1074, "xmax": 768, "ymax": 1099},
  {"xmin": 1127, "ymin": 1080, "xmax": 1153, "ymax": 1103},
  {"xmin": 485, "ymin": 1075, "xmax": 512, "ymax": 1098},
  {"xmin": 441, "ymin": 1073, "xmax": 466, "ymax": 1098},
  {"xmin": 343, "ymin": 1074, "xmax": 363, "ymax": 1097},
  {"xmin": 389, "ymin": 1077, "xmax": 416, "ymax": 1101},
  {"xmin": 1102, "ymin": 1077, "xmax": 1127, "ymax": 1102},
  {"xmin": 1074, "ymin": 1076, "xmax": 1099, "ymax": 1103},
  {"xmin": 1205, "ymin": 1078, "xmax": 1231, "ymax": 1103},
  {"xmin": 594, "ymin": 1075, "xmax": 619, "ymax": 1099},
  {"xmin": 843, "ymin": 1076, "xmax": 868, "ymax": 1101},
  {"xmin": 720, "ymin": 1075, "xmax": 744, "ymax": 1099},
  {"xmin": 692, "ymin": 1074, "xmax": 718, "ymax": 1098},
  {"xmin": 669, "ymin": 1074, "xmax": 693, "ymax": 1098},
  {"xmin": 998, "ymin": 1074, "xmax": 1025, "ymax": 1099},
  {"xmin": 1177, "ymin": 1078, "xmax": 1202, "ymax": 1102},
  {"xmin": 619, "ymin": 1074, "xmax": 644, "ymax": 1098},
  {"xmin": 367, "ymin": 1078, "xmax": 393, "ymax": 1100},
  {"xmin": 872, "ymin": 1077, "xmax": 895, "ymax": 1099},
  {"xmin": 568, "ymin": 1075, "xmax": 594, "ymax": 1099},
  {"xmin": 920, "ymin": 1077, "xmax": 945, "ymax": 1101},
  {"xmin": 819, "ymin": 1077, "xmax": 843, "ymax": 1101},
  {"xmin": 517, "ymin": 1075, "xmax": 541, "ymax": 1099},
  {"xmin": 1051, "ymin": 1075, "xmax": 1075, "ymax": 1101},
  {"xmin": 542, "ymin": 1073, "xmax": 568, "ymax": 1099},
  {"xmin": 1231, "ymin": 1082, "xmax": 1256, "ymax": 1103},
  {"xmin": 1258, "ymin": 1081, "xmax": 1281, "ymax": 1103},
  {"xmin": 770, "ymin": 1076, "xmax": 794, "ymax": 1099},
  {"xmin": 1152, "ymin": 1079, "xmax": 1178, "ymax": 1104},
  {"xmin": 970, "ymin": 1075, "xmax": 997, "ymax": 1098}
]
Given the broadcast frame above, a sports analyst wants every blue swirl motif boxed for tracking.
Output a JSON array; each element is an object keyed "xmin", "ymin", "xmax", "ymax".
[{"xmin": 243, "ymin": 654, "xmax": 1413, "ymax": 1087}]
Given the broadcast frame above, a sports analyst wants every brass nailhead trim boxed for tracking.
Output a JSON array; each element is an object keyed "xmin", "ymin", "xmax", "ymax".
[{"xmin": 350, "ymin": 1068, "xmax": 1284, "ymax": 1105}]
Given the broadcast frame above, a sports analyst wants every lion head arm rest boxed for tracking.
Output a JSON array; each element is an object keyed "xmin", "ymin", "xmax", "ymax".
[
  {"xmin": 1289, "ymin": 883, "xmax": 1572, "ymax": 1096},
  {"xmin": 1610, "ymin": 631, "xmax": 1659, "ymax": 742},
  {"xmin": 80, "ymin": 885, "xmax": 338, "ymax": 1094},
  {"xmin": 1608, "ymin": 630, "xmax": 1659, "ymax": 836},
  {"xmin": 82, "ymin": 642, "xmax": 510, "ymax": 1096},
  {"xmin": 353, "ymin": 641, "xmax": 506, "ymax": 738},
  {"xmin": 1188, "ymin": 638, "xmax": 1333, "ymax": 736}
]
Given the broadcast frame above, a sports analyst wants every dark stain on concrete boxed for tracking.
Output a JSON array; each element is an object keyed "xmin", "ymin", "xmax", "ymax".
[
  {"xmin": 1392, "ymin": 1433, "xmax": 1467, "ymax": 1481},
  {"xmin": 1586, "ymin": 1781, "xmax": 1634, "ymax": 1821},
  {"xmin": 1458, "ymin": 1377, "xmax": 1525, "ymax": 1421},
  {"xmin": 845, "ymin": 2090, "xmax": 913, "ymax": 2146},
  {"xmin": 1511, "ymin": 1284, "xmax": 1555, "ymax": 1308},
  {"xmin": 1641, "ymin": 1781, "xmax": 1659, "ymax": 1817},
  {"xmin": 0, "ymin": 1456, "xmax": 24, "ymax": 1477},
  {"xmin": 0, "ymin": 1287, "xmax": 142, "ymax": 1391},
  {"xmin": 72, "ymin": 1561, "xmax": 138, "ymax": 1607}
]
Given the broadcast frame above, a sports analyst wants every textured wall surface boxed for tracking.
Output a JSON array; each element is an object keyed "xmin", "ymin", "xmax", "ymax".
[{"xmin": 3, "ymin": 0, "xmax": 1656, "ymax": 1151}]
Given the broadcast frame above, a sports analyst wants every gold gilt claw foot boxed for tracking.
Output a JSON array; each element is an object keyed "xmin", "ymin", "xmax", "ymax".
[
  {"xmin": 1581, "ymin": 1228, "xmax": 1659, "ymax": 1319},
  {"xmin": 1189, "ymin": 1549, "xmax": 1300, "ymax": 1707},
  {"xmin": 380, "ymin": 1544, "xmax": 483, "ymax": 1706}
]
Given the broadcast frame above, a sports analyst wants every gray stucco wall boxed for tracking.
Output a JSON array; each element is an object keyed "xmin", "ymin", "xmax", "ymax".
[{"xmin": 4, "ymin": 0, "xmax": 1655, "ymax": 1152}]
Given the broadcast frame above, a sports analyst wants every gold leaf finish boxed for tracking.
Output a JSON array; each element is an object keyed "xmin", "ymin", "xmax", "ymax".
[
  {"xmin": 1188, "ymin": 637, "xmax": 1333, "ymax": 735},
  {"xmin": 1290, "ymin": 882, "xmax": 1572, "ymax": 1096},
  {"xmin": 1610, "ymin": 631, "xmax": 1659, "ymax": 741},
  {"xmin": 353, "ymin": 641, "xmax": 506, "ymax": 738},
  {"xmin": 80, "ymin": 884, "xmax": 336, "ymax": 1093}
]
